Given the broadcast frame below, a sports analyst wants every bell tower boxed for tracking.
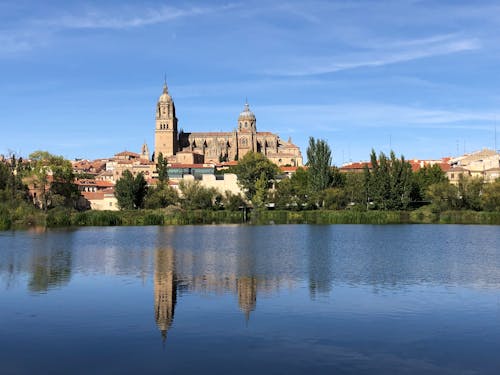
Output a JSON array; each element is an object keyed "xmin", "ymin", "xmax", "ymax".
[
  {"xmin": 237, "ymin": 100, "xmax": 257, "ymax": 159},
  {"xmin": 154, "ymin": 81, "xmax": 178, "ymax": 161}
]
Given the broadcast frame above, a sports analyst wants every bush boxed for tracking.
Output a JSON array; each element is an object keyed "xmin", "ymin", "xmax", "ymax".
[{"xmin": 46, "ymin": 207, "xmax": 73, "ymax": 227}]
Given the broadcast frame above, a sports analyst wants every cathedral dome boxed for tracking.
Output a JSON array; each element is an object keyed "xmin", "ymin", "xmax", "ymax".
[
  {"xmin": 238, "ymin": 102, "xmax": 256, "ymax": 120},
  {"xmin": 159, "ymin": 83, "xmax": 171, "ymax": 102}
]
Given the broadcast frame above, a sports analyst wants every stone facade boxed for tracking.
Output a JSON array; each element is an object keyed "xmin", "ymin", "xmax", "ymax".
[{"xmin": 154, "ymin": 82, "xmax": 303, "ymax": 167}]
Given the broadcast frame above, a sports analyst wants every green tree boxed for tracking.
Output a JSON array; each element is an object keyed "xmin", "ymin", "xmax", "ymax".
[
  {"xmin": 115, "ymin": 170, "xmax": 148, "ymax": 210},
  {"xmin": 427, "ymin": 181, "xmax": 460, "ymax": 212},
  {"xmin": 412, "ymin": 164, "xmax": 448, "ymax": 201},
  {"xmin": 481, "ymin": 179, "xmax": 500, "ymax": 211},
  {"xmin": 233, "ymin": 151, "xmax": 279, "ymax": 201},
  {"xmin": 28, "ymin": 151, "xmax": 79, "ymax": 210},
  {"xmin": 222, "ymin": 191, "xmax": 246, "ymax": 211},
  {"xmin": 322, "ymin": 187, "xmax": 349, "ymax": 210},
  {"xmin": 364, "ymin": 150, "xmax": 413, "ymax": 210},
  {"xmin": 458, "ymin": 175, "xmax": 483, "ymax": 211},
  {"xmin": 156, "ymin": 152, "xmax": 169, "ymax": 183},
  {"xmin": 274, "ymin": 167, "xmax": 311, "ymax": 210},
  {"xmin": 343, "ymin": 173, "xmax": 366, "ymax": 208},
  {"xmin": 252, "ymin": 172, "xmax": 269, "ymax": 208},
  {"xmin": 306, "ymin": 137, "xmax": 332, "ymax": 194},
  {"xmin": 144, "ymin": 183, "xmax": 178, "ymax": 209},
  {"xmin": 178, "ymin": 180, "xmax": 219, "ymax": 210}
]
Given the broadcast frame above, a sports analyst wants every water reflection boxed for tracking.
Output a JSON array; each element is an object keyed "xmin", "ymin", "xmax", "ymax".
[
  {"xmin": 154, "ymin": 248, "xmax": 177, "ymax": 342},
  {"xmin": 1, "ymin": 225, "xmax": 500, "ymax": 374}
]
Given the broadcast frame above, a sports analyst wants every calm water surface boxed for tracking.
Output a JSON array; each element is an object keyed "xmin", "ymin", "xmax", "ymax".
[{"xmin": 0, "ymin": 224, "xmax": 499, "ymax": 374}]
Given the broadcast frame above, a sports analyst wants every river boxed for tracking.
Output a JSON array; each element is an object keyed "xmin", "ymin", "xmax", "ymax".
[{"xmin": 0, "ymin": 224, "xmax": 499, "ymax": 374}]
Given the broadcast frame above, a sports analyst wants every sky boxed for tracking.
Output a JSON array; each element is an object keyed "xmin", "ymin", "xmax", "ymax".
[{"xmin": 1, "ymin": 0, "xmax": 499, "ymax": 165}]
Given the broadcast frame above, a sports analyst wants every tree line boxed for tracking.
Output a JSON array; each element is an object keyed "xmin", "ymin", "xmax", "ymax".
[{"xmin": 1, "ymin": 140, "xmax": 499, "ymax": 229}]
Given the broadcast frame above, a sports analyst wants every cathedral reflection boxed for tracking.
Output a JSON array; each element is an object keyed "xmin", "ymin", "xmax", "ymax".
[
  {"xmin": 154, "ymin": 248, "xmax": 177, "ymax": 342},
  {"xmin": 152, "ymin": 244, "xmax": 290, "ymax": 341}
]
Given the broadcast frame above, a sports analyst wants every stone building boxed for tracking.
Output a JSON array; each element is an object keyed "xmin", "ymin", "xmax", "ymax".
[{"xmin": 154, "ymin": 82, "xmax": 303, "ymax": 166}]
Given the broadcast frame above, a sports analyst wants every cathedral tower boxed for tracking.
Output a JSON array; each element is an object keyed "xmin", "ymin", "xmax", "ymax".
[
  {"xmin": 237, "ymin": 101, "xmax": 257, "ymax": 159},
  {"xmin": 154, "ymin": 81, "xmax": 178, "ymax": 161}
]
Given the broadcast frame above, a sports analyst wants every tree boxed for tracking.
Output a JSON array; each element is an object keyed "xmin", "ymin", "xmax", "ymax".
[
  {"xmin": 321, "ymin": 188, "xmax": 349, "ymax": 210},
  {"xmin": 115, "ymin": 170, "xmax": 147, "ymax": 210},
  {"xmin": 156, "ymin": 152, "xmax": 169, "ymax": 183},
  {"xmin": 343, "ymin": 173, "xmax": 366, "ymax": 208},
  {"xmin": 481, "ymin": 179, "xmax": 500, "ymax": 211},
  {"xmin": 252, "ymin": 172, "xmax": 269, "ymax": 208},
  {"xmin": 427, "ymin": 181, "xmax": 460, "ymax": 212},
  {"xmin": 223, "ymin": 191, "xmax": 246, "ymax": 211},
  {"xmin": 144, "ymin": 183, "xmax": 178, "ymax": 209},
  {"xmin": 28, "ymin": 151, "xmax": 79, "ymax": 210},
  {"xmin": 306, "ymin": 137, "xmax": 332, "ymax": 194},
  {"xmin": 233, "ymin": 151, "xmax": 279, "ymax": 201},
  {"xmin": 458, "ymin": 175, "xmax": 483, "ymax": 211},
  {"xmin": 178, "ymin": 180, "xmax": 219, "ymax": 210},
  {"xmin": 412, "ymin": 164, "xmax": 448, "ymax": 201},
  {"xmin": 364, "ymin": 150, "xmax": 413, "ymax": 210},
  {"xmin": 274, "ymin": 167, "xmax": 311, "ymax": 210}
]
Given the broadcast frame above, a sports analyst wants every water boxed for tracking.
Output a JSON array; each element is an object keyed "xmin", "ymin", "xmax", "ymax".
[{"xmin": 0, "ymin": 224, "xmax": 499, "ymax": 374}]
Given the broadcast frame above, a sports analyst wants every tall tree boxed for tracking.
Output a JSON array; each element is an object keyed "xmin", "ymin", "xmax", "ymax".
[
  {"xmin": 364, "ymin": 150, "xmax": 413, "ymax": 210},
  {"xmin": 233, "ymin": 151, "xmax": 278, "ymax": 201},
  {"xmin": 156, "ymin": 152, "xmax": 169, "ymax": 183},
  {"xmin": 306, "ymin": 137, "xmax": 332, "ymax": 194},
  {"xmin": 115, "ymin": 170, "xmax": 148, "ymax": 210}
]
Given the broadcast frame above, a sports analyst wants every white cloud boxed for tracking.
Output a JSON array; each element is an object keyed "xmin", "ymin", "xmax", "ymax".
[
  {"xmin": 256, "ymin": 103, "xmax": 499, "ymax": 130},
  {"xmin": 30, "ymin": 2, "xmax": 242, "ymax": 31},
  {"xmin": 265, "ymin": 35, "xmax": 481, "ymax": 76},
  {"xmin": 38, "ymin": 5, "xmax": 217, "ymax": 30}
]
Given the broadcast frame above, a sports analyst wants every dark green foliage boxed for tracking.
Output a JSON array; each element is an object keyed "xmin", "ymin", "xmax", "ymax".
[
  {"xmin": 232, "ymin": 151, "xmax": 279, "ymax": 201},
  {"xmin": 28, "ymin": 151, "xmax": 80, "ymax": 209},
  {"xmin": 0, "ymin": 205, "xmax": 12, "ymax": 230},
  {"xmin": 343, "ymin": 173, "xmax": 366, "ymax": 208},
  {"xmin": 156, "ymin": 152, "xmax": 169, "ymax": 183},
  {"xmin": 274, "ymin": 167, "xmax": 311, "ymax": 210},
  {"xmin": 321, "ymin": 188, "xmax": 349, "ymax": 210},
  {"xmin": 144, "ymin": 183, "xmax": 178, "ymax": 209},
  {"xmin": 307, "ymin": 137, "xmax": 332, "ymax": 194},
  {"xmin": 179, "ymin": 180, "xmax": 220, "ymax": 210},
  {"xmin": 72, "ymin": 211, "xmax": 122, "ymax": 226},
  {"xmin": 458, "ymin": 175, "xmax": 483, "ymax": 211},
  {"xmin": 115, "ymin": 170, "xmax": 148, "ymax": 210},
  {"xmin": 143, "ymin": 212, "xmax": 164, "ymax": 225},
  {"xmin": 223, "ymin": 191, "xmax": 246, "ymax": 211},
  {"xmin": 364, "ymin": 150, "xmax": 413, "ymax": 210},
  {"xmin": 46, "ymin": 207, "xmax": 73, "ymax": 227},
  {"xmin": 412, "ymin": 164, "xmax": 448, "ymax": 201},
  {"xmin": 426, "ymin": 182, "xmax": 460, "ymax": 211},
  {"xmin": 481, "ymin": 179, "xmax": 500, "ymax": 211}
]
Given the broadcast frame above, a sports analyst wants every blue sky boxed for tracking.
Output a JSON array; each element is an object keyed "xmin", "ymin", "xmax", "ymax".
[{"xmin": 1, "ymin": 0, "xmax": 499, "ymax": 164}]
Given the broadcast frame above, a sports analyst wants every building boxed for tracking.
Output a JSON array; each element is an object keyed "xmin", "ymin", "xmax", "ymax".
[
  {"xmin": 154, "ymin": 81, "xmax": 303, "ymax": 167},
  {"xmin": 447, "ymin": 149, "xmax": 500, "ymax": 185}
]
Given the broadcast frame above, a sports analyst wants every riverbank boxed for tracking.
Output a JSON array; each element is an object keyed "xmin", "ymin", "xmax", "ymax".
[{"xmin": 1, "ymin": 206, "xmax": 499, "ymax": 230}]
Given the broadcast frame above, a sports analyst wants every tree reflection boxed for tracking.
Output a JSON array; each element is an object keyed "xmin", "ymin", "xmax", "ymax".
[
  {"xmin": 307, "ymin": 226, "xmax": 334, "ymax": 298},
  {"xmin": 28, "ymin": 248, "xmax": 72, "ymax": 292}
]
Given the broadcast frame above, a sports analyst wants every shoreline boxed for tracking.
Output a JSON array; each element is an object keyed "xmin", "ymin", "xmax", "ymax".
[{"xmin": 2, "ymin": 208, "xmax": 499, "ymax": 230}]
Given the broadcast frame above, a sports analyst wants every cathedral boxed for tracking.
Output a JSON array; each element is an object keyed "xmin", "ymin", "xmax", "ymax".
[{"xmin": 154, "ymin": 82, "xmax": 303, "ymax": 166}]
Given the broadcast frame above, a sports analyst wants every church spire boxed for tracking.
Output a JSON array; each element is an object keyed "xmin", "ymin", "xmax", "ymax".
[{"xmin": 163, "ymin": 75, "xmax": 168, "ymax": 94}]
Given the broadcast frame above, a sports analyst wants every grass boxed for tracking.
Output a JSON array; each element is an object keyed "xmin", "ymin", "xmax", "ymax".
[{"xmin": 1, "ymin": 206, "xmax": 499, "ymax": 230}]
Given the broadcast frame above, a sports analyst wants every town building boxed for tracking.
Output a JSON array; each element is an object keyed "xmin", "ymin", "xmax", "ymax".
[{"xmin": 154, "ymin": 82, "xmax": 303, "ymax": 167}]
